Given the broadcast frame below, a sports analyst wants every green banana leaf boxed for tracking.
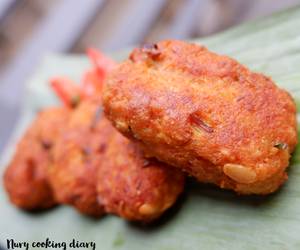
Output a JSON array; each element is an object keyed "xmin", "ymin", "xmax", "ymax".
[{"xmin": 1, "ymin": 7, "xmax": 300, "ymax": 250}]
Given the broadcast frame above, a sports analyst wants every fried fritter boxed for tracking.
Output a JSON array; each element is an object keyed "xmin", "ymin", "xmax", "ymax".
[
  {"xmin": 3, "ymin": 107, "xmax": 69, "ymax": 210},
  {"xmin": 103, "ymin": 40, "xmax": 298, "ymax": 195},
  {"xmin": 97, "ymin": 118, "xmax": 184, "ymax": 222},
  {"xmin": 49, "ymin": 100, "xmax": 106, "ymax": 217},
  {"xmin": 49, "ymin": 98, "xmax": 184, "ymax": 220}
]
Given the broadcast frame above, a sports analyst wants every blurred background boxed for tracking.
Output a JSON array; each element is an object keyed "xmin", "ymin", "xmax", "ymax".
[{"xmin": 0, "ymin": 0, "xmax": 299, "ymax": 152}]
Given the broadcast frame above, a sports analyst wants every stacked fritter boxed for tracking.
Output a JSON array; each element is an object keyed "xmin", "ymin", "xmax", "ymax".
[
  {"xmin": 49, "ymin": 98, "xmax": 184, "ymax": 220},
  {"xmin": 3, "ymin": 40, "xmax": 298, "ymax": 223},
  {"xmin": 4, "ymin": 108, "xmax": 69, "ymax": 210},
  {"xmin": 103, "ymin": 40, "xmax": 297, "ymax": 195},
  {"xmin": 3, "ymin": 49, "xmax": 184, "ymax": 222}
]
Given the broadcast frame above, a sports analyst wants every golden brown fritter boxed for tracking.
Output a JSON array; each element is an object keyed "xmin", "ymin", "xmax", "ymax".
[
  {"xmin": 103, "ymin": 40, "xmax": 298, "ymax": 195},
  {"xmin": 3, "ymin": 107, "xmax": 69, "ymax": 210},
  {"xmin": 49, "ymin": 100, "xmax": 106, "ymax": 217},
  {"xmin": 49, "ymin": 98, "xmax": 184, "ymax": 220},
  {"xmin": 97, "ymin": 118, "xmax": 184, "ymax": 222}
]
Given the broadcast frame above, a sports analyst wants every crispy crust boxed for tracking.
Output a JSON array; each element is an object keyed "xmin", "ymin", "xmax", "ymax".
[
  {"xmin": 3, "ymin": 107, "xmax": 69, "ymax": 210},
  {"xmin": 49, "ymin": 100, "xmax": 106, "ymax": 216},
  {"xmin": 50, "ymin": 99, "xmax": 184, "ymax": 220},
  {"xmin": 103, "ymin": 40, "xmax": 298, "ymax": 195},
  {"xmin": 97, "ymin": 118, "xmax": 184, "ymax": 221}
]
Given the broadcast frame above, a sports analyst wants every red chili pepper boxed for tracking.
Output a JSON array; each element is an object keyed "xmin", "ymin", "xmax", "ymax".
[
  {"xmin": 81, "ymin": 69, "xmax": 104, "ymax": 98},
  {"xmin": 50, "ymin": 77, "xmax": 82, "ymax": 108},
  {"xmin": 87, "ymin": 48, "xmax": 117, "ymax": 74},
  {"xmin": 50, "ymin": 49, "xmax": 115, "ymax": 105}
]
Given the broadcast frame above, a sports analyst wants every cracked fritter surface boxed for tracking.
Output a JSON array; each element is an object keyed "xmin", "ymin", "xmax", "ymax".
[
  {"xmin": 103, "ymin": 40, "xmax": 298, "ymax": 194},
  {"xmin": 3, "ymin": 107, "xmax": 69, "ymax": 210},
  {"xmin": 50, "ymin": 99, "xmax": 184, "ymax": 220}
]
